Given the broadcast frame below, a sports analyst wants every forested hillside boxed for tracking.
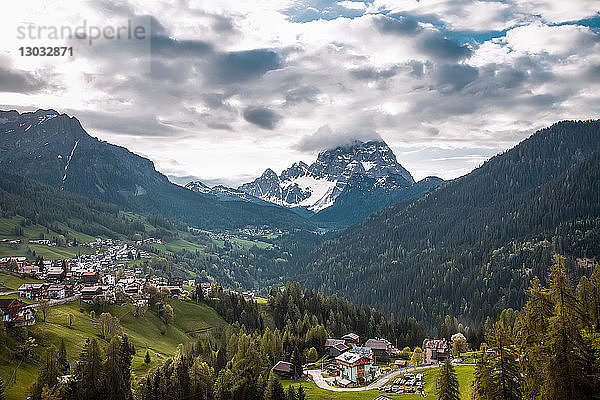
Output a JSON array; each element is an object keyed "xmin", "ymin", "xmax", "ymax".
[{"xmin": 295, "ymin": 120, "xmax": 600, "ymax": 327}]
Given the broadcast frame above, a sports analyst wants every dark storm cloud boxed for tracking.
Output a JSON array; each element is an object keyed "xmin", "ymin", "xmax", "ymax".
[
  {"xmin": 211, "ymin": 50, "xmax": 282, "ymax": 83},
  {"xmin": 0, "ymin": 67, "xmax": 47, "ymax": 93},
  {"xmin": 243, "ymin": 107, "xmax": 282, "ymax": 130},
  {"xmin": 373, "ymin": 15, "xmax": 421, "ymax": 36},
  {"xmin": 420, "ymin": 33, "xmax": 473, "ymax": 61},
  {"xmin": 434, "ymin": 64, "xmax": 479, "ymax": 92}
]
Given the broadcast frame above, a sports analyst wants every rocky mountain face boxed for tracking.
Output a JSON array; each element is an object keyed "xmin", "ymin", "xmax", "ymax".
[
  {"xmin": 0, "ymin": 109, "xmax": 313, "ymax": 231},
  {"xmin": 229, "ymin": 140, "xmax": 442, "ymax": 227},
  {"xmin": 238, "ymin": 140, "xmax": 418, "ymax": 212}
]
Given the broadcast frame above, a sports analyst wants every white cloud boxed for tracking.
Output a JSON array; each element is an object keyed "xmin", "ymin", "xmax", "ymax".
[{"xmin": 0, "ymin": 0, "xmax": 599, "ymax": 186}]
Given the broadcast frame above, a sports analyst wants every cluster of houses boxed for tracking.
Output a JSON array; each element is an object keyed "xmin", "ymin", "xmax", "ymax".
[
  {"xmin": 271, "ymin": 332, "xmax": 452, "ymax": 388},
  {"xmin": 0, "ymin": 239, "xmax": 223, "ymax": 327}
]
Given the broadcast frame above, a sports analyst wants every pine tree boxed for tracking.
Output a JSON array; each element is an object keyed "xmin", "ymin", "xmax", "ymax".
[
  {"xmin": 540, "ymin": 257, "xmax": 596, "ymax": 399},
  {"xmin": 75, "ymin": 338, "xmax": 105, "ymax": 400},
  {"xmin": 285, "ymin": 385, "xmax": 296, "ymax": 400},
  {"xmin": 119, "ymin": 335, "xmax": 133, "ymax": 395},
  {"xmin": 436, "ymin": 358, "xmax": 460, "ymax": 400},
  {"xmin": 296, "ymin": 384, "xmax": 306, "ymax": 400},
  {"xmin": 291, "ymin": 347, "xmax": 302, "ymax": 378},
  {"xmin": 145, "ymin": 350, "xmax": 151, "ymax": 364},
  {"xmin": 264, "ymin": 371, "xmax": 285, "ymax": 400},
  {"xmin": 0, "ymin": 376, "xmax": 6, "ymax": 400},
  {"xmin": 215, "ymin": 346, "xmax": 227, "ymax": 373},
  {"xmin": 58, "ymin": 339, "xmax": 68, "ymax": 371}
]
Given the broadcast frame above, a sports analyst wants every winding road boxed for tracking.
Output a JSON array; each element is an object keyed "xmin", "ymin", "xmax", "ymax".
[{"xmin": 307, "ymin": 364, "xmax": 441, "ymax": 392}]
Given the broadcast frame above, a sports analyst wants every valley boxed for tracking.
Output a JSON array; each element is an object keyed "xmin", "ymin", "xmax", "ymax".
[{"xmin": 0, "ymin": 115, "xmax": 599, "ymax": 400}]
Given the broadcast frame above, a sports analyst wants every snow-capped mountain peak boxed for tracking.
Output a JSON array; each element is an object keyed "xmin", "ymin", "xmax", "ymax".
[{"xmin": 238, "ymin": 139, "xmax": 416, "ymax": 212}]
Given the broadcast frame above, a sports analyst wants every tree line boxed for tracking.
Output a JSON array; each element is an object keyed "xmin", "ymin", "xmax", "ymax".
[{"xmin": 472, "ymin": 256, "xmax": 600, "ymax": 399}]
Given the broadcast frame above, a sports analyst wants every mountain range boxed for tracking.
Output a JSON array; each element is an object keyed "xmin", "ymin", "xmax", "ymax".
[
  {"xmin": 2, "ymin": 107, "xmax": 599, "ymax": 330},
  {"xmin": 293, "ymin": 120, "xmax": 600, "ymax": 327},
  {"xmin": 0, "ymin": 109, "xmax": 312, "ymax": 231},
  {"xmin": 188, "ymin": 140, "xmax": 444, "ymax": 228}
]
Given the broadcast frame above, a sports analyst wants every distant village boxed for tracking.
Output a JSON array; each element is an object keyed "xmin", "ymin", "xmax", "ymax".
[{"xmin": 0, "ymin": 237, "xmax": 256, "ymax": 328}]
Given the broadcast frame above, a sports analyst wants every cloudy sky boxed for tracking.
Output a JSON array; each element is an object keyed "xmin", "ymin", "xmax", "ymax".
[{"xmin": 1, "ymin": 0, "xmax": 599, "ymax": 186}]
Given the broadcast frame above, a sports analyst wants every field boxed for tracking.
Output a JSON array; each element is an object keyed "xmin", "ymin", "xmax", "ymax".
[
  {"xmin": 281, "ymin": 365, "xmax": 475, "ymax": 400},
  {"xmin": 0, "ymin": 272, "xmax": 226, "ymax": 399}
]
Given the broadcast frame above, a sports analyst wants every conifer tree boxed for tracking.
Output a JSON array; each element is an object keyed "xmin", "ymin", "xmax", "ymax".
[
  {"xmin": 291, "ymin": 347, "xmax": 303, "ymax": 378},
  {"xmin": 58, "ymin": 339, "xmax": 68, "ymax": 371},
  {"xmin": 296, "ymin": 384, "xmax": 306, "ymax": 400},
  {"xmin": 285, "ymin": 384, "xmax": 296, "ymax": 400},
  {"xmin": 0, "ymin": 376, "xmax": 6, "ymax": 400},
  {"xmin": 264, "ymin": 371, "xmax": 285, "ymax": 400},
  {"xmin": 436, "ymin": 358, "xmax": 460, "ymax": 400}
]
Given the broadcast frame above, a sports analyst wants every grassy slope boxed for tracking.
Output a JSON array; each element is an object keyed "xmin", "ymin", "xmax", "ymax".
[
  {"xmin": 281, "ymin": 365, "xmax": 475, "ymax": 400},
  {"xmin": 0, "ymin": 272, "xmax": 226, "ymax": 399}
]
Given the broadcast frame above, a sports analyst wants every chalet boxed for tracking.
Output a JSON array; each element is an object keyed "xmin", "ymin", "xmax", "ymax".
[
  {"xmin": 365, "ymin": 338, "xmax": 393, "ymax": 360},
  {"xmin": 124, "ymin": 283, "xmax": 141, "ymax": 295},
  {"xmin": 46, "ymin": 267, "xmax": 66, "ymax": 282},
  {"xmin": 425, "ymin": 339, "xmax": 450, "ymax": 364},
  {"xmin": 64, "ymin": 284, "xmax": 76, "ymax": 297},
  {"xmin": 0, "ymin": 298, "xmax": 35, "ymax": 326},
  {"xmin": 272, "ymin": 361, "xmax": 296, "ymax": 379},
  {"xmin": 1, "ymin": 257, "xmax": 27, "ymax": 268},
  {"xmin": 168, "ymin": 278, "xmax": 184, "ymax": 288},
  {"xmin": 82, "ymin": 272, "xmax": 99, "ymax": 286},
  {"xmin": 341, "ymin": 332, "xmax": 360, "ymax": 344},
  {"xmin": 47, "ymin": 285, "xmax": 66, "ymax": 299},
  {"xmin": 200, "ymin": 282, "xmax": 211, "ymax": 296},
  {"xmin": 335, "ymin": 346, "xmax": 374, "ymax": 385},
  {"xmin": 81, "ymin": 286, "xmax": 103, "ymax": 302},
  {"xmin": 162, "ymin": 286, "xmax": 182, "ymax": 297},
  {"xmin": 325, "ymin": 339, "xmax": 348, "ymax": 358},
  {"xmin": 19, "ymin": 265, "xmax": 40, "ymax": 277},
  {"xmin": 18, "ymin": 283, "xmax": 48, "ymax": 300},
  {"xmin": 394, "ymin": 359, "xmax": 407, "ymax": 367}
]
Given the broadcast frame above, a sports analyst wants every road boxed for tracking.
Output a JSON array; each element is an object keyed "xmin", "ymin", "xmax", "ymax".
[{"xmin": 306, "ymin": 364, "xmax": 441, "ymax": 392}]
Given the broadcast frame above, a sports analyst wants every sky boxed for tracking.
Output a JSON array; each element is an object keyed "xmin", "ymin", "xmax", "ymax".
[{"xmin": 0, "ymin": 0, "xmax": 599, "ymax": 187}]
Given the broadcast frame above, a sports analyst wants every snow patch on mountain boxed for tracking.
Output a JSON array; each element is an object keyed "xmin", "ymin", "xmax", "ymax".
[{"xmin": 238, "ymin": 140, "xmax": 416, "ymax": 212}]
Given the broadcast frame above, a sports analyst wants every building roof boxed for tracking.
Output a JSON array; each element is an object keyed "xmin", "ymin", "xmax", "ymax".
[
  {"xmin": 342, "ymin": 333, "xmax": 359, "ymax": 340},
  {"xmin": 349, "ymin": 346, "xmax": 372, "ymax": 357},
  {"xmin": 325, "ymin": 338, "xmax": 345, "ymax": 347},
  {"xmin": 426, "ymin": 339, "xmax": 448, "ymax": 350},
  {"xmin": 335, "ymin": 351, "xmax": 372, "ymax": 366},
  {"xmin": 0, "ymin": 298, "xmax": 23, "ymax": 310},
  {"xmin": 334, "ymin": 343, "xmax": 349, "ymax": 352},
  {"xmin": 48, "ymin": 285, "xmax": 65, "ymax": 291},
  {"xmin": 82, "ymin": 271, "xmax": 98, "ymax": 276},
  {"xmin": 81, "ymin": 286, "xmax": 101, "ymax": 293},
  {"xmin": 47, "ymin": 267, "xmax": 64, "ymax": 274},
  {"xmin": 272, "ymin": 361, "xmax": 295, "ymax": 374},
  {"xmin": 365, "ymin": 338, "xmax": 391, "ymax": 351},
  {"xmin": 18, "ymin": 283, "xmax": 46, "ymax": 290}
]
